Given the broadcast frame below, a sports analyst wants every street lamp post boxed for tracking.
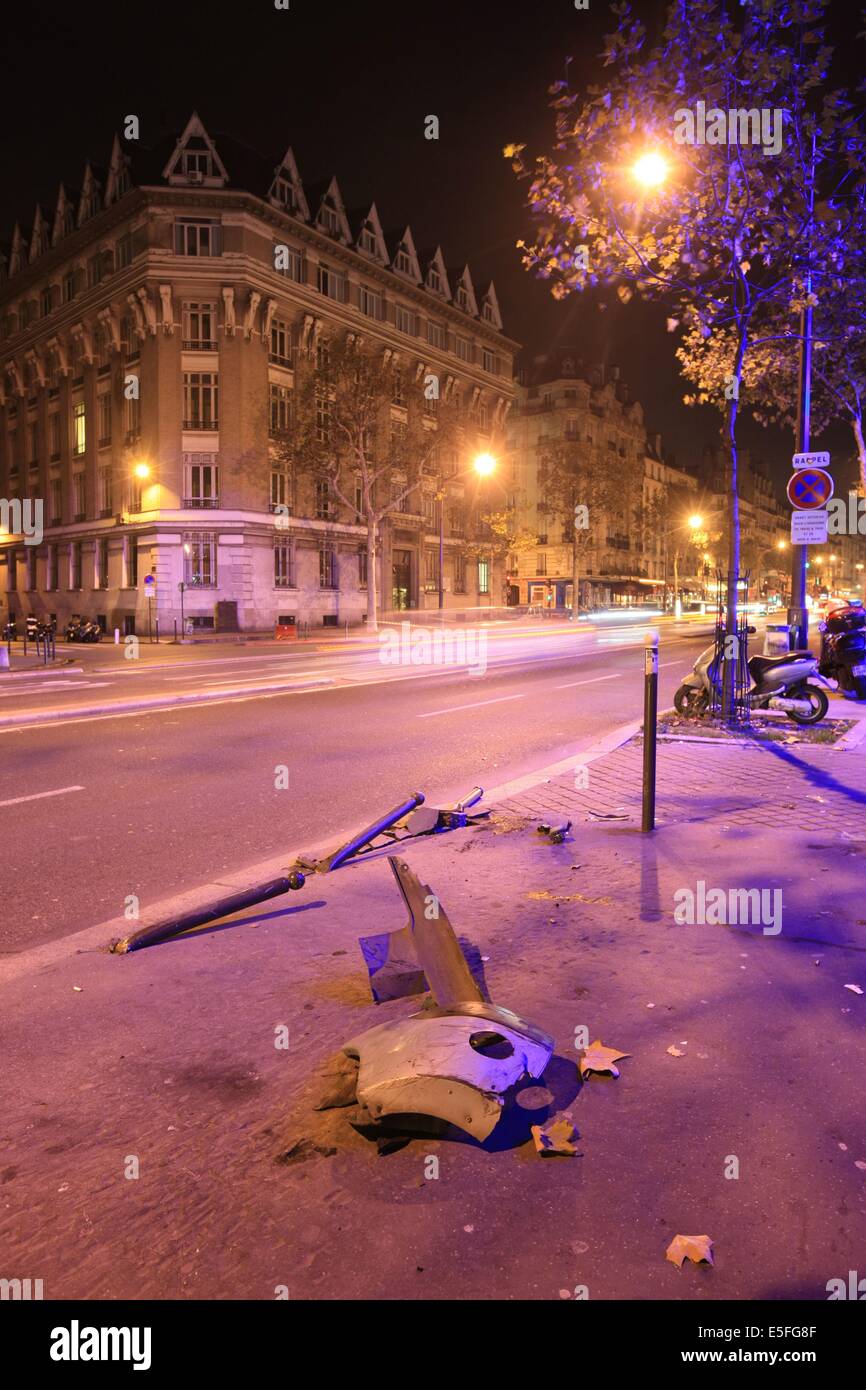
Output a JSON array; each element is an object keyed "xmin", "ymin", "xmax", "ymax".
[{"xmin": 437, "ymin": 453, "xmax": 498, "ymax": 616}]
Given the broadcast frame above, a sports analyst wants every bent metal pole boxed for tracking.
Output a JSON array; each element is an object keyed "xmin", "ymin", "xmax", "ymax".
[{"xmin": 642, "ymin": 629, "xmax": 659, "ymax": 833}]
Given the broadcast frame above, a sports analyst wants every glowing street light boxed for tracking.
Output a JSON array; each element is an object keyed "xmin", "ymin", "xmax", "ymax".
[
  {"xmin": 133, "ymin": 462, "xmax": 151, "ymax": 480},
  {"xmin": 632, "ymin": 151, "xmax": 669, "ymax": 188},
  {"xmin": 687, "ymin": 514, "xmax": 704, "ymax": 530},
  {"xmin": 473, "ymin": 452, "xmax": 497, "ymax": 478}
]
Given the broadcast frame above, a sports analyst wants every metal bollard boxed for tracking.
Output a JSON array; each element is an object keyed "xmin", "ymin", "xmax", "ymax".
[{"xmin": 642, "ymin": 630, "xmax": 659, "ymax": 833}]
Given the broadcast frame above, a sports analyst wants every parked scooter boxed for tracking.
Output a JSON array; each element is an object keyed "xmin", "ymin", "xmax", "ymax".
[
  {"xmin": 25, "ymin": 615, "xmax": 39, "ymax": 643},
  {"xmin": 3, "ymin": 617, "xmax": 18, "ymax": 642},
  {"xmin": 674, "ymin": 629, "xmax": 829, "ymax": 725},
  {"xmin": 65, "ymin": 615, "xmax": 84, "ymax": 642},
  {"xmin": 818, "ymin": 600, "xmax": 866, "ymax": 700},
  {"xmin": 78, "ymin": 619, "xmax": 103, "ymax": 643}
]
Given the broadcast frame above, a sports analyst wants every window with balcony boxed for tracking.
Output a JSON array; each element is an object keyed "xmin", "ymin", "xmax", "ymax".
[
  {"xmin": 269, "ymin": 383, "xmax": 293, "ymax": 436},
  {"xmin": 98, "ymin": 467, "xmax": 113, "ymax": 518},
  {"xmin": 183, "ymin": 302, "xmax": 217, "ymax": 350},
  {"xmin": 40, "ymin": 286, "xmax": 53, "ymax": 318},
  {"xmin": 183, "ymin": 372, "xmax": 219, "ymax": 430},
  {"xmin": 270, "ymin": 469, "xmax": 294, "ymax": 515},
  {"xmin": 395, "ymin": 304, "xmax": 416, "ymax": 336},
  {"xmin": 277, "ymin": 246, "xmax": 305, "ymax": 283},
  {"xmin": 315, "ymin": 480, "xmax": 332, "ymax": 520},
  {"xmin": 183, "ymin": 455, "xmax": 219, "ymax": 509},
  {"xmin": 125, "ymin": 393, "xmax": 141, "ymax": 442},
  {"xmin": 317, "ymin": 263, "xmax": 347, "ymax": 301},
  {"xmin": 183, "ymin": 532, "xmax": 217, "ymax": 587},
  {"xmin": 269, "ymin": 319, "xmax": 292, "ymax": 366},
  {"xmin": 115, "ymin": 233, "xmax": 133, "ymax": 269},
  {"xmin": 274, "ymin": 538, "xmax": 295, "ymax": 588},
  {"xmin": 62, "ymin": 271, "xmax": 76, "ymax": 304},
  {"xmin": 360, "ymin": 285, "xmax": 382, "ymax": 320},
  {"xmin": 72, "ymin": 401, "xmax": 86, "ymax": 456},
  {"xmin": 72, "ymin": 472, "xmax": 86, "ymax": 521},
  {"xmin": 98, "ymin": 393, "xmax": 111, "ymax": 447},
  {"xmin": 174, "ymin": 219, "xmax": 221, "ymax": 257}
]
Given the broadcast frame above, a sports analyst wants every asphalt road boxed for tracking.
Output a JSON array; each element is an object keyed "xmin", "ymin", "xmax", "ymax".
[{"xmin": 0, "ymin": 620, "xmax": 714, "ymax": 952}]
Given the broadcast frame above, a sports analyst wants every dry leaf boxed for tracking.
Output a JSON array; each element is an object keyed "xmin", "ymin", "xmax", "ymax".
[
  {"xmin": 844, "ymin": 984, "xmax": 863, "ymax": 995},
  {"xmin": 531, "ymin": 1114, "xmax": 580, "ymax": 1156},
  {"xmin": 578, "ymin": 1039, "xmax": 630, "ymax": 1079},
  {"xmin": 666, "ymin": 1234, "xmax": 714, "ymax": 1268},
  {"xmin": 666, "ymin": 1045, "xmax": 685, "ymax": 1057}
]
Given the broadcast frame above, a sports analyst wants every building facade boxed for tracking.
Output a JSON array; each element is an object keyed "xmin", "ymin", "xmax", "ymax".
[
  {"xmin": 0, "ymin": 114, "xmax": 518, "ymax": 635},
  {"xmin": 506, "ymin": 352, "xmax": 695, "ymax": 610}
]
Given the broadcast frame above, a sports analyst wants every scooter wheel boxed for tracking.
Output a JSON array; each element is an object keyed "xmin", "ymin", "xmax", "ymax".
[
  {"xmin": 788, "ymin": 685, "xmax": 829, "ymax": 725},
  {"xmin": 674, "ymin": 685, "xmax": 708, "ymax": 717}
]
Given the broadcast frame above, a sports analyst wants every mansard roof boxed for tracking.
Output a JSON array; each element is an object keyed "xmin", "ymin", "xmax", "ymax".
[{"xmin": 0, "ymin": 111, "xmax": 508, "ymax": 338}]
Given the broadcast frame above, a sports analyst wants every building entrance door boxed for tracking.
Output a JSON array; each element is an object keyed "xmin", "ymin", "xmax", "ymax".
[{"xmin": 392, "ymin": 549, "xmax": 412, "ymax": 610}]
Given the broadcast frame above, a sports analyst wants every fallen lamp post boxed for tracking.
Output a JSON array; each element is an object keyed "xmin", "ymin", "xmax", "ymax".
[{"xmin": 112, "ymin": 787, "xmax": 485, "ymax": 954}]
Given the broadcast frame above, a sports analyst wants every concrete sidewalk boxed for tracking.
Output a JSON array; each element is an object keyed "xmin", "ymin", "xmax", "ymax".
[{"xmin": 2, "ymin": 726, "xmax": 865, "ymax": 1301}]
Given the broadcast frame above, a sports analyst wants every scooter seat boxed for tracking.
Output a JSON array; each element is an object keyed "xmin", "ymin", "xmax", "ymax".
[{"xmin": 749, "ymin": 651, "xmax": 814, "ymax": 678}]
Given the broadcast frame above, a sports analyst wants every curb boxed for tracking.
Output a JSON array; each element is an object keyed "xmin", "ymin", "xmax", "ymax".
[
  {"xmin": 0, "ymin": 716, "xmax": 643, "ymax": 984},
  {"xmin": 0, "ymin": 675, "xmax": 336, "ymax": 727}
]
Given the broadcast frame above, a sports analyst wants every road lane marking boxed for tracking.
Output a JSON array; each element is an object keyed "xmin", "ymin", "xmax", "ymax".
[
  {"xmin": 555, "ymin": 674, "xmax": 619, "ymax": 689},
  {"xmin": 0, "ymin": 785, "xmax": 84, "ymax": 808},
  {"xmin": 419, "ymin": 693, "xmax": 526, "ymax": 719}
]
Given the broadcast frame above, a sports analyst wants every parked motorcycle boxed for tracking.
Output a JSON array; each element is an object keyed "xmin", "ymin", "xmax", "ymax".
[
  {"xmin": 25, "ymin": 615, "xmax": 39, "ymax": 643},
  {"xmin": 65, "ymin": 615, "xmax": 84, "ymax": 642},
  {"xmin": 818, "ymin": 601, "xmax": 866, "ymax": 700},
  {"xmin": 77, "ymin": 620, "xmax": 102, "ymax": 643},
  {"xmin": 674, "ymin": 630, "xmax": 829, "ymax": 725},
  {"xmin": 3, "ymin": 618, "xmax": 18, "ymax": 642}
]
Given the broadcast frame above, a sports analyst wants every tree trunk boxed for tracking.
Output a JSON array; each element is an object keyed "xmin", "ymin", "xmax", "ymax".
[
  {"xmin": 722, "ymin": 329, "xmax": 747, "ymax": 722},
  {"xmin": 673, "ymin": 550, "xmax": 680, "ymax": 615},
  {"xmin": 366, "ymin": 520, "xmax": 379, "ymax": 633},
  {"xmin": 853, "ymin": 413, "xmax": 866, "ymax": 496},
  {"xmin": 572, "ymin": 536, "xmax": 581, "ymax": 619}
]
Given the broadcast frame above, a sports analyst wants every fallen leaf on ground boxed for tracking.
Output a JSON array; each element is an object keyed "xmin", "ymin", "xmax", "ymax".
[
  {"xmin": 666, "ymin": 1234, "xmax": 714, "ymax": 1268},
  {"xmin": 666, "ymin": 1045, "xmax": 685, "ymax": 1057},
  {"xmin": 855, "ymin": 1160, "xmax": 866, "ymax": 1172},
  {"xmin": 844, "ymin": 984, "xmax": 864, "ymax": 995},
  {"xmin": 531, "ymin": 1114, "xmax": 580, "ymax": 1157},
  {"xmin": 527, "ymin": 890, "xmax": 613, "ymax": 905},
  {"xmin": 578, "ymin": 1040, "xmax": 630, "ymax": 1079}
]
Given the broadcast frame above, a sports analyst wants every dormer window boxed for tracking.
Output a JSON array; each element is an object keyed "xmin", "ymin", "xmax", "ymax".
[
  {"xmin": 183, "ymin": 151, "xmax": 214, "ymax": 178},
  {"xmin": 359, "ymin": 226, "xmax": 378, "ymax": 255},
  {"xmin": 274, "ymin": 177, "xmax": 296, "ymax": 209},
  {"xmin": 395, "ymin": 248, "xmax": 412, "ymax": 275},
  {"xmin": 456, "ymin": 287, "xmax": 470, "ymax": 311},
  {"xmin": 428, "ymin": 267, "xmax": 442, "ymax": 293},
  {"xmin": 320, "ymin": 204, "xmax": 341, "ymax": 236},
  {"xmin": 483, "ymin": 302, "xmax": 496, "ymax": 324}
]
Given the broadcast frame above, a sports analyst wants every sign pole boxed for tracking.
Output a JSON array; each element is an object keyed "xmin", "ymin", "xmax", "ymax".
[{"xmin": 789, "ymin": 286, "xmax": 813, "ymax": 651}]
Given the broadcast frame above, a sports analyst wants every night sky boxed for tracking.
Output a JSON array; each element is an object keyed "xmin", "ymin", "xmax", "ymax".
[{"xmin": 0, "ymin": 0, "xmax": 860, "ymax": 493}]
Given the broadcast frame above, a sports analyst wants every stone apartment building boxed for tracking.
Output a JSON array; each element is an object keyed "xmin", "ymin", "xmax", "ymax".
[
  {"xmin": 506, "ymin": 351, "xmax": 698, "ymax": 610},
  {"xmin": 0, "ymin": 113, "xmax": 518, "ymax": 635}
]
